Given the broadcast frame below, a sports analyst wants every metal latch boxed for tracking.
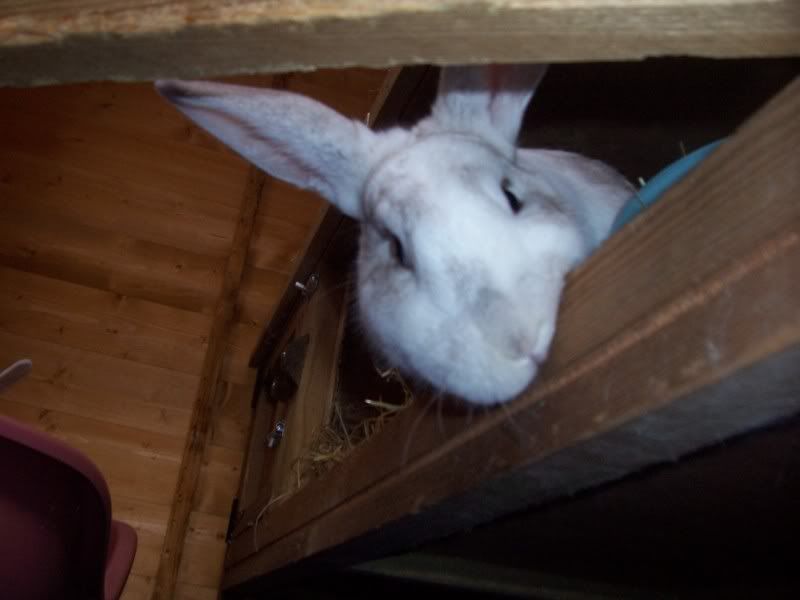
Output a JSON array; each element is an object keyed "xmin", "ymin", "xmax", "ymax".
[
  {"xmin": 294, "ymin": 273, "xmax": 319, "ymax": 299},
  {"xmin": 266, "ymin": 420, "xmax": 286, "ymax": 448},
  {"xmin": 266, "ymin": 334, "xmax": 310, "ymax": 402}
]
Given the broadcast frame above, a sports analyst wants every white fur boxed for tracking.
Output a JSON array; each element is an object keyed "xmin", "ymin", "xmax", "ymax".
[{"xmin": 155, "ymin": 65, "xmax": 633, "ymax": 405}]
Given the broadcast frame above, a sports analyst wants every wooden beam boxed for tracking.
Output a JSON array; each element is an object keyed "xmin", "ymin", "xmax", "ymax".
[
  {"xmin": 222, "ymin": 75, "xmax": 800, "ymax": 590},
  {"xmin": 1, "ymin": 1, "xmax": 798, "ymax": 87},
  {"xmin": 152, "ymin": 167, "xmax": 264, "ymax": 600}
]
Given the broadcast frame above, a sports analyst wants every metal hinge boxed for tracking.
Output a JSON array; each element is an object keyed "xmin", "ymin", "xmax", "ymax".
[{"xmin": 294, "ymin": 272, "xmax": 319, "ymax": 299}]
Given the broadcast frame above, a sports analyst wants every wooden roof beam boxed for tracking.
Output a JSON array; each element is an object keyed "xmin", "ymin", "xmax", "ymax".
[{"xmin": 1, "ymin": 1, "xmax": 798, "ymax": 87}]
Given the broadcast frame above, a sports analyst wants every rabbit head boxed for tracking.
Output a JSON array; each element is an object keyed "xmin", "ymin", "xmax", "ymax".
[{"xmin": 156, "ymin": 65, "xmax": 630, "ymax": 405}]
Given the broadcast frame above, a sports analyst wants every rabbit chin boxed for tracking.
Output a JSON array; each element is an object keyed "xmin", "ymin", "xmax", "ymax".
[
  {"xmin": 364, "ymin": 319, "xmax": 540, "ymax": 406},
  {"xmin": 413, "ymin": 345, "xmax": 539, "ymax": 406}
]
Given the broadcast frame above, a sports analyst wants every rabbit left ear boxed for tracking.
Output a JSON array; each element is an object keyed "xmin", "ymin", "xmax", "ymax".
[
  {"xmin": 431, "ymin": 64, "xmax": 547, "ymax": 145},
  {"xmin": 155, "ymin": 79, "xmax": 381, "ymax": 219}
]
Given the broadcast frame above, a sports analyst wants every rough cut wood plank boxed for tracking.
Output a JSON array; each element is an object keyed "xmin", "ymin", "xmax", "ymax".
[
  {"xmin": 0, "ymin": 369, "xmax": 191, "ymax": 438},
  {"xmin": 0, "ymin": 266, "xmax": 211, "ymax": 339},
  {"xmin": 222, "ymin": 76, "xmax": 800, "ymax": 586},
  {"xmin": 0, "ymin": 285, "xmax": 206, "ymax": 375},
  {"xmin": 0, "ymin": 205, "xmax": 224, "ymax": 314},
  {"xmin": 0, "ymin": 149, "xmax": 238, "ymax": 259},
  {"xmin": 152, "ymin": 167, "xmax": 263, "ymax": 600},
  {"xmin": 0, "ymin": 1, "xmax": 798, "ymax": 86},
  {"xmin": 0, "ymin": 330, "xmax": 200, "ymax": 411}
]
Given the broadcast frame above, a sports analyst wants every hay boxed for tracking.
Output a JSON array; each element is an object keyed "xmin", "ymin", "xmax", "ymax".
[
  {"xmin": 250, "ymin": 366, "xmax": 414, "ymax": 551},
  {"xmin": 289, "ymin": 366, "xmax": 414, "ymax": 492}
]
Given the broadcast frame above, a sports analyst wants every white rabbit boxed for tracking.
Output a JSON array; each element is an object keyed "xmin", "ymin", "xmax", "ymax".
[{"xmin": 156, "ymin": 65, "xmax": 633, "ymax": 405}]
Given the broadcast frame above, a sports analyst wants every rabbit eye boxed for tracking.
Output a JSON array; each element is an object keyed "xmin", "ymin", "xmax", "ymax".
[
  {"xmin": 502, "ymin": 179, "xmax": 522, "ymax": 214},
  {"xmin": 389, "ymin": 233, "xmax": 411, "ymax": 270}
]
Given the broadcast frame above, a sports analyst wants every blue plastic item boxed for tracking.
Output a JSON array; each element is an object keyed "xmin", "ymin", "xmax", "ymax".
[{"xmin": 611, "ymin": 139, "xmax": 725, "ymax": 233}]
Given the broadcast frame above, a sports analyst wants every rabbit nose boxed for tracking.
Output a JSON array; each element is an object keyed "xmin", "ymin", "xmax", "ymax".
[
  {"xmin": 473, "ymin": 288, "xmax": 553, "ymax": 363},
  {"xmin": 510, "ymin": 333, "xmax": 548, "ymax": 365},
  {"xmin": 526, "ymin": 318, "xmax": 556, "ymax": 365}
]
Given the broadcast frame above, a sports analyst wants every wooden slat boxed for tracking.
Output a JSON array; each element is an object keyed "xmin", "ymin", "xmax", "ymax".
[
  {"xmin": 0, "ymin": 266, "xmax": 210, "ymax": 336},
  {"xmin": 0, "ymin": 330, "xmax": 199, "ymax": 410},
  {"xmin": 0, "ymin": 274, "xmax": 207, "ymax": 375},
  {"xmin": 0, "ymin": 77, "xmax": 268, "ymax": 152},
  {"xmin": 1, "ymin": 103, "xmax": 250, "ymax": 212},
  {"xmin": 0, "ymin": 1, "xmax": 798, "ymax": 86},
  {"xmin": 113, "ymin": 497, "xmax": 232, "ymax": 592},
  {"xmin": 0, "ymin": 149, "xmax": 238, "ymax": 258},
  {"xmin": 0, "ymin": 205, "xmax": 223, "ymax": 314},
  {"xmin": 0, "ymin": 368, "xmax": 191, "ymax": 438},
  {"xmin": 222, "ymin": 76, "xmax": 800, "ymax": 588},
  {"xmin": 152, "ymin": 167, "xmax": 263, "ymax": 599}
]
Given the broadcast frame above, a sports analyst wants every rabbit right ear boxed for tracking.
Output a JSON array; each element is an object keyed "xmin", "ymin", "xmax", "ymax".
[
  {"xmin": 431, "ymin": 64, "xmax": 547, "ymax": 147},
  {"xmin": 155, "ymin": 80, "xmax": 382, "ymax": 219}
]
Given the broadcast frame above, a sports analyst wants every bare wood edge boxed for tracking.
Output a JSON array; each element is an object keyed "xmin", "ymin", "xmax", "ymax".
[
  {"xmin": 1, "ymin": 1, "xmax": 799, "ymax": 86},
  {"xmin": 222, "ymin": 76, "xmax": 800, "ymax": 583},
  {"xmin": 151, "ymin": 167, "xmax": 264, "ymax": 600}
]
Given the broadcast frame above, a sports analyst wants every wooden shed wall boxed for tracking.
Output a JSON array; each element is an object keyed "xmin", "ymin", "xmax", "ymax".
[{"xmin": 0, "ymin": 68, "xmax": 385, "ymax": 599}]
